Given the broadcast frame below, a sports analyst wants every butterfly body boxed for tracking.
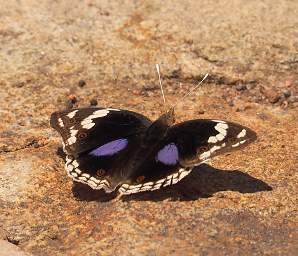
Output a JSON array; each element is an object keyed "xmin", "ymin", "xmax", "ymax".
[{"xmin": 50, "ymin": 107, "xmax": 257, "ymax": 195}]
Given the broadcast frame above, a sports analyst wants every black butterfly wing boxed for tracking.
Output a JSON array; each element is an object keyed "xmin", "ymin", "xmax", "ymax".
[
  {"xmin": 118, "ymin": 119, "xmax": 257, "ymax": 195},
  {"xmin": 50, "ymin": 107, "xmax": 152, "ymax": 156},
  {"xmin": 166, "ymin": 119, "xmax": 257, "ymax": 167},
  {"xmin": 64, "ymin": 135, "xmax": 142, "ymax": 192},
  {"xmin": 51, "ymin": 107, "xmax": 154, "ymax": 192}
]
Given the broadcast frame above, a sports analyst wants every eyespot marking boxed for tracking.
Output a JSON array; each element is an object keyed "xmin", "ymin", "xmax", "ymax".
[
  {"xmin": 136, "ymin": 176, "xmax": 145, "ymax": 183},
  {"xmin": 96, "ymin": 169, "xmax": 106, "ymax": 177}
]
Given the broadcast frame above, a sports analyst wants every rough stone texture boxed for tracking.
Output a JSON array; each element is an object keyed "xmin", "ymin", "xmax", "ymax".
[
  {"xmin": 0, "ymin": 240, "xmax": 33, "ymax": 256},
  {"xmin": 0, "ymin": 0, "xmax": 297, "ymax": 255}
]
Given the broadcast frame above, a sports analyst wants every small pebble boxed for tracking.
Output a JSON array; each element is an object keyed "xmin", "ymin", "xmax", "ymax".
[
  {"xmin": 246, "ymin": 83, "xmax": 256, "ymax": 90},
  {"xmin": 90, "ymin": 99, "xmax": 98, "ymax": 106},
  {"xmin": 236, "ymin": 84, "xmax": 247, "ymax": 91},
  {"xmin": 68, "ymin": 94, "xmax": 77, "ymax": 104},
  {"xmin": 170, "ymin": 69, "xmax": 181, "ymax": 79},
  {"xmin": 78, "ymin": 80, "xmax": 86, "ymax": 87},
  {"xmin": 142, "ymin": 84, "xmax": 159, "ymax": 91},
  {"xmin": 14, "ymin": 81, "xmax": 25, "ymax": 88},
  {"xmin": 283, "ymin": 90, "xmax": 291, "ymax": 98},
  {"xmin": 262, "ymin": 89, "xmax": 280, "ymax": 103}
]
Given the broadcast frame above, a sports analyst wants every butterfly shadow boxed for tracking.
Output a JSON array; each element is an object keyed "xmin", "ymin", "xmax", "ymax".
[
  {"xmin": 122, "ymin": 164, "xmax": 272, "ymax": 202},
  {"xmin": 71, "ymin": 163, "xmax": 272, "ymax": 202}
]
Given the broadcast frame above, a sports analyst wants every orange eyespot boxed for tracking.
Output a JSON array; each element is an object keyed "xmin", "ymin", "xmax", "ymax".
[
  {"xmin": 78, "ymin": 132, "xmax": 87, "ymax": 139},
  {"xmin": 200, "ymin": 146, "xmax": 209, "ymax": 152},
  {"xmin": 136, "ymin": 175, "xmax": 145, "ymax": 183},
  {"xmin": 96, "ymin": 169, "xmax": 106, "ymax": 177}
]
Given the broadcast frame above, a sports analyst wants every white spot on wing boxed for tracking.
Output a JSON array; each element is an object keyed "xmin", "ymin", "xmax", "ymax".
[
  {"xmin": 80, "ymin": 108, "xmax": 120, "ymax": 130},
  {"xmin": 156, "ymin": 178, "xmax": 166, "ymax": 184},
  {"xmin": 107, "ymin": 108, "xmax": 120, "ymax": 111},
  {"xmin": 81, "ymin": 119, "xmax": 93, "ymax": 125},
  {"xmin": 178, "ymin": 170, "xmax": 190, "ymax": 180},
  {"xmin": 58, "ymin": 118, "xmax": 64, "ymax": 127},
  {"xmin": 210, "ymin": 145, "xmax": 221, "ymax": 153},
  {"xmin": 82, "ymin": 122, "xmax": 95, "ymax": 129},
  {"xmin": 90, "ymin": 177, "xmax": 99, "ymax": 183},
  {"xmin": 208, "ymin": 122, "xmax": 229, "ymax": 144},
  {"xmin": 208, "ymin": 136, "xmax": 217, "ymax": 143},
  {"xmin": 200, "ymin": 151, "xmax": 211, "ymax": 160},
  {"xmin": 212, "ymin": 120, "xmax": 226, "ymax": 123},
  {"xmin": 216, "ymin": 122, "xmax": 228, "ymax": 130},
  {"xmin": 216, "ymin": 133, "xmax": 225, "ymax": 141},
  {"xmin": 164, "ymin": 177, "xmax": 173, "ymax": 187},
  {"xmin": 215, "ymin": 126, "xmax": 227, "ymax": 136},
  {"xmin": 70, "ymin": 129, "xmax": 78, "ymax": 136},
  {"xmin": 237, "ymin": 129, "xmax": 247, "ymax": 138},
  {"xmin": 88, "ymin": 181, "xmax": 98, "ymax": 187},
  {"xmin": 67, "ymin": 164, "xmax": 73, "ymax": 171},
  {"xmin": 143, "ymin": 182, "xmax": 154, "ymax": 187},
  {"xmin": 92, "ymin": 109, "xmax": 110, "ymax": 118},
  {"xmin": 67, "ymin": 110, "xmax": 78, "ymax": 118},
  {"xmin": 72, "ymin": 160, "xmax": 79, "ymax": 168},
  {"xmin": 121, "ymin": 184, "xmax": 130, "ymax": 189},
  {"xmin": 74, "ymin": 169, "xmax": 82, "ymax": 174},
  {"xmin": 153, "ymin": 183, "xmax": 162, "ymax": 189},
  {"xmin": 67, "ymin": 129, "xmax": 79, "ymax": 145},
  {"xmin": 100, "ymin": 180, "xmax": 110, "ymax": 186},
  {"xmin": 70, "ymin": 172, "xmax": 78, "ymax": 177},
  {"xmin": 177, "ymin": 168, "xmax": 192, "ymax": 181},
  {"xmin": 119, "ymin": 187, "xmax": 126, "ymax": 193},
  {"xmin": 67, "ymin": 136, "xmax": 76, "ymax": 145}
]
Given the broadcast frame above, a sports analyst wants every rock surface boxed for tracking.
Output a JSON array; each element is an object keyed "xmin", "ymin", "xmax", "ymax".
[
  {"xmin": 0, "ymin": 1, "xmax": 297, "ymax": 255},
  {"xmin": 0, "ymin": 240, "xmax": 33, "ymax": 256}
]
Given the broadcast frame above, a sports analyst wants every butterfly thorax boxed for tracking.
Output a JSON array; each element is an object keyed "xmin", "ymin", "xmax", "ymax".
[
  {"xmin": 142, "ymin": 108, "xmax": 175, "ymax": 146},
  {"xmin": 121, "ymin": 109, "xmax": 176, "ymax": 182}
]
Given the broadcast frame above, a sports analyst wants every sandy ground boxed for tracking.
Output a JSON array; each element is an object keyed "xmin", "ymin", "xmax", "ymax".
[{"xmin": 0, "ymin": 0, "xmax": 297, "ymax": 255}]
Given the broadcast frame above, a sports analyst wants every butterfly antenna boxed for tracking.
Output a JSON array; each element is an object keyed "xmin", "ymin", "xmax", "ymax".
[
  {"xmin": 171, "ymin": 73, "xmax": 209, "ymax": 109},
  {"xmin": 155, "ymin": 64, "xmax": 166, "ymax": 109}
]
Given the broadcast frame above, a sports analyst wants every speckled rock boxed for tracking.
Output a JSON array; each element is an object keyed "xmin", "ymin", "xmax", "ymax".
[{"xmin": 0, "ymin": 1, "xmax": 297, "ymax": 256}]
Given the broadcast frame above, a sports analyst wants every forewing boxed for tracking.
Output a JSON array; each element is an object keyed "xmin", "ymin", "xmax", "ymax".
[
  {"xmin": 50, "ymin": 107, "xmax": 152, "ymax": 156},
  {"xmin": 167, "ymin": 119, "xmax": 257, "ymax": 166}
]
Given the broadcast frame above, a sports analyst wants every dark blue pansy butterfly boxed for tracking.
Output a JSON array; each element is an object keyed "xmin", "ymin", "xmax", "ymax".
[
  {"xmin": 51, "ymin": 68, "xmax": 256, "ymax": 195},
  {"xmin": 50, "ymin": 105, "xmax": 256, "ymax": 195}
]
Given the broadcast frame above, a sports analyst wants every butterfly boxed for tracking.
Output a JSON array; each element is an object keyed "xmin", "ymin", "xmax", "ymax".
[{"xmin": 50, "ymin": 106, "xmax": 257, "ymax": 195}]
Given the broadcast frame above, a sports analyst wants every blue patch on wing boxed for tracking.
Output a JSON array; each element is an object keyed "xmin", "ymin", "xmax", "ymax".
[
  {"xmin": 89, "ymin": 138, "xmax": 128, "ymax": 157},
  {"xmin": 156, "ymin": 143, "xmax": 179, "ymax": 165}
]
